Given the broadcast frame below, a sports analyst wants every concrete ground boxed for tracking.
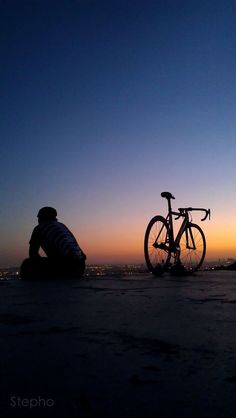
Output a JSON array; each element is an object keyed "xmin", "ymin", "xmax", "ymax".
[{"xmin": 1, "ymin": 270, "xmax": 236, "ymax": 418}]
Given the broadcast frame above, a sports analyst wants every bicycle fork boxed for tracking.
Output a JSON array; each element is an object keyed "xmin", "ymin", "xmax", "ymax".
[{"xmin": 185, "ymin": 226, "xmax": 196, "ymax": 250}]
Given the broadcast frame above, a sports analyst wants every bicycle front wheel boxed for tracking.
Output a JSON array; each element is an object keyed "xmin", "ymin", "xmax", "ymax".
[
  {"xmin": 179, "ymin": 223, "xmax": 206, "ymax": 272},
  {"xmin": 144, "ymin": 216, "xmax": 170, "ymax": 276}
]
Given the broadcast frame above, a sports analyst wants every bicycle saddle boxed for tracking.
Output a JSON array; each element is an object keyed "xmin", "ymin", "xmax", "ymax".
[{"xmin": 161, "ymin": 192, "xmax": 175, "ymax": 200}]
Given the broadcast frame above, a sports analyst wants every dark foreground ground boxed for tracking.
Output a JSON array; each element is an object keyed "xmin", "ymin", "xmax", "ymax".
[{"xmin": 1, "ymin": 270, "xmax": 236, "ymax": 418}]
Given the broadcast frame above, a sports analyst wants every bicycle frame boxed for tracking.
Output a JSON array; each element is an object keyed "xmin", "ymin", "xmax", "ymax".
[
  {"xmin": 165, "ymin": 211, "xmax": 188, "ymax": 251},
  {"xmin": 154, "ymin": 198, "xmax": 210, "ymax": 255}
]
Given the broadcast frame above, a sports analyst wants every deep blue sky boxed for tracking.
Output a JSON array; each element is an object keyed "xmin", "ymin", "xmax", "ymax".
[{"xmin": 1, "ymin": 0, "xmax": 236, "ymax": 265}]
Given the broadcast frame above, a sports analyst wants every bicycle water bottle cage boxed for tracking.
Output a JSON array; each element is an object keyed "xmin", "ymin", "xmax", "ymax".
[{"xmin": 161, "ymin": 192, "xmax": 175, "ymax": 200}]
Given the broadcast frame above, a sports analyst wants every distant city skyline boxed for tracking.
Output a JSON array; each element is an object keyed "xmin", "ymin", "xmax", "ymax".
[
  {"xmin": 1, "ymin": 257, "xmax": 236, "ymax": 279},
  {"xmin": 1, "ymin": 0, "xmax": 236, "ymax": 266}
]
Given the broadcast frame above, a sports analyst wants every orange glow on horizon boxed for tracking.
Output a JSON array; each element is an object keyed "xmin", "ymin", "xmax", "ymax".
[
  {"xmin": 74, "ymin": 211, "xmax": 236, "ymax": 264},
  {"xmin": 203, "ymin": 214, "xmax": 236, "ymax": 260},
  {"xmin": 1, "ymin": 210, "xmax": 236, "ymax": 267}
]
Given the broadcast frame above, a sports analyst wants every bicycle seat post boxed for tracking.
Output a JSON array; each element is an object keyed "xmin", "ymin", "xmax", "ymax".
[
  {"xmin": 167, "ymin": 196, "xmax": 172, "ymax": 214},
  {"xmin": 161, "ymin": 192, "xmax": 175, "ymax": 243},
  {"xmin": 161, "ymin": 192, "xmax": 175, "ymax": 214}
]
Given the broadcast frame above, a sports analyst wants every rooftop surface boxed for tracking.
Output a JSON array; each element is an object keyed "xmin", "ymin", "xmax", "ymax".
[{"xmin": 1, "ymin": 270, "xmax": 236, "ymax": 417}]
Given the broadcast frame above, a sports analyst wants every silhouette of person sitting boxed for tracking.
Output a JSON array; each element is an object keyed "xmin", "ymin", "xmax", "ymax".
[{"xmin": 20, "ymin": 207, "xmax": 86, "ymax": 280}]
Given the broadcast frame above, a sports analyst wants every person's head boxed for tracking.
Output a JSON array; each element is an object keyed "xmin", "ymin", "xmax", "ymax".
[{"xmin": 37, "ymin": 207, "xmax": 57, "ymax": 223}]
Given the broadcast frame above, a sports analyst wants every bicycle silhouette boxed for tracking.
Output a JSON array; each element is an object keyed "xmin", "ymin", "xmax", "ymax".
[{"xmin": 144, "ymin": 192, "xmax": 210, "ymax": 275}]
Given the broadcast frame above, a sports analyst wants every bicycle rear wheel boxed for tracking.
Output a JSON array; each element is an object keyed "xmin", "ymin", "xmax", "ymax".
[
  {"xmin": 179, "ymin": 223, "xmax": 206, "ymax": 272},
  {"xmin": 144, "ymin": 216, "xmax": 170, "ymax": 276}
]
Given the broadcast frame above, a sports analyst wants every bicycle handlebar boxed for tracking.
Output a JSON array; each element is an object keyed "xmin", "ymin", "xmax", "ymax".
[{"xmin": 177, "ymin": 207, "xmax": 211, "ymax": 221}]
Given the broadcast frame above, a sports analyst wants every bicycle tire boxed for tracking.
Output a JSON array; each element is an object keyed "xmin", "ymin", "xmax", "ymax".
[
  {"xmin": 144, "ymin": 216, "xmax": 171, "ymax": 276},
  {"xmin": 179, "ymin": 223, "xmax": 206, "ymax": 272}
]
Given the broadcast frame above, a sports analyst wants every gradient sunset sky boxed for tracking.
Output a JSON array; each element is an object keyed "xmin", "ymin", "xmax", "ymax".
[{"xmin": 1, "ymin": 0, "xmax": 236, "ymax": 266}]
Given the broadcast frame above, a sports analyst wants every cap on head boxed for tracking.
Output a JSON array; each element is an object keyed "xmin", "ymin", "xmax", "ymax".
[{"xmin": 37, "ymin": 207, "xmax": 57, "ymax": 221}]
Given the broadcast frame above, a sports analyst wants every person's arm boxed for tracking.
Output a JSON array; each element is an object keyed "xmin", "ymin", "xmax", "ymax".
[{"xmin": 29, "ymin": 227, "xmax": 41, "ymax": 258}]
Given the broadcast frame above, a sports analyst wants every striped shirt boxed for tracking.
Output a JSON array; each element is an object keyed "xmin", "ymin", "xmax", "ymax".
[{"xmin": 29, "ymin": 221, "xmax": 85, "ymax": 259}]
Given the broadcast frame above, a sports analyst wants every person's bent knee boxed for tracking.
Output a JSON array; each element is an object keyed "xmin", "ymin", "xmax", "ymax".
[{"xmin": 20, "ymin": 258, "xmax": 35, "ymax": 280}]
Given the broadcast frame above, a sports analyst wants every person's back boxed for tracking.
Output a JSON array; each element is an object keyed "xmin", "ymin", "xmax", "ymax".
[
  {"xmin": 21, "ymin": 207, "xmax": 86, "ymax": 280},
  {"xmin": 30, "ymin": 220, "xmax": 85, "ymax": 259}
]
